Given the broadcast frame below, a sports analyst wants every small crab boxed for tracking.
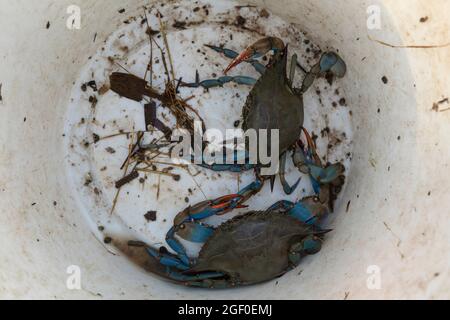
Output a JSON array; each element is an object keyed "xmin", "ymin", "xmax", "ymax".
[{"xmin": 183, "ymin": 36, "xmax": 347, "ymax": 194}]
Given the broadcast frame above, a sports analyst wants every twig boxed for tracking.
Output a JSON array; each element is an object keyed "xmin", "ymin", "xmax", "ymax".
[
  {"xmin": 143, "ymin": 9, "xmax": 154, "ymax": 86},
  {"xmin": 111, "ymin": 132, "xmax": 136, "ymax": 215},
  {"xmin": 190, "ymin": 174, "xmax": 207, "ymax": 200},
  {"xmin": 369, "ymin": 36, "xmax": 450, "ymax": 49},
  {"xmin": 235, "ymin": 5, "xmax": 257, "ymax": 9},
  {"xmin": 96, "ymin": 131, "xmax": 145, "ymax": 142},
  {"xmin": 136, "ymin": 168, "xmax": 179, "ymax": 179},
  {"xmin": 157, "ymin": 174, "xmax": 161, "ymax": 200},
  {"xmin": 115, "ymin": 62, "xmax": 135, "ymax": 75},
  {"xmin": 120, "ymin": 132, "xmax": 144, "ymax": 170},
  {"xmin": 158, "ymin": 11, "xmax": 176, "ymax": 83}
]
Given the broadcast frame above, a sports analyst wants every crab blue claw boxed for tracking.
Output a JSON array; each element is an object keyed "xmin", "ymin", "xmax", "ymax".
[
  {"xmin": 319, "ymin": 52, "xmax": 347, "ymax": 78},
  {"xmin": 288, "ymin": 234, "xmax": 324, "ymax": 266},
  {"xmin": 205, "ymin": 44, "xmax": 239, "ymax": 59},
  {"xmin": 281, "ymin": 177, "xmax": 301, "ymax": 195},
  {"xmin": 309, "ymin": 163, "xmax": 345, "ymax": 185},
  {"xmin": 232, "ymin": 76, "xmax": 258, "ymax": 86},
  {"xmin": 301, "ymin": 235, "xmax": 323, "ymax": 255},
  {"xmin": 198, "ymin": 149, "xmax": 257, "ymax": 173},
  {"xmin": 183, "ymin": 75, "xmax": 257, "ymax": 89},
  {"xmin": 146, "ymin": 247, "xmax": 190, "ymax": 271},
  {"xmin": 250, "ymin": 61, "xmax": 267, "ymax": 74},
  {"xmin": 280, "ymin": 152, "xmax": 301, "ymax": 195},
  {"xmin": 288, "ymin": 201, "xmax": 319, "ymax": 226},
  {"xmin": 166, "ymin": 227, "xmax": 191, "ymax": 266},
  {"xmin": 176, "ymin": 222, "xmax": 215, "ymax": 244}
]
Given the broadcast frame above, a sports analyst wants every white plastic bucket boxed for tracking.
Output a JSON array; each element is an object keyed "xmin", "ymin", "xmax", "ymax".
[{"xmin": 0, "ymin": 0, "xmax": 449, "ymax": 299}]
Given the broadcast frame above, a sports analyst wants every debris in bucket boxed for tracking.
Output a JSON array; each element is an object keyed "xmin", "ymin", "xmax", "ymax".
[
  {"xmin": 431, "ymin": 98, "xmax": 449, "ymax": 112},
  {"xmin": 115, "ymin": 170, "xmax": 139, "ymax": 189},
  {"xmin": 84, "ymin": 173, "xmax": 93, "ymax": 186},
  {"xmin": 66, "ymin": 1, "xmax": 353, "ymax": 289},
  {"xmin": 144, "ymin": 211, "xmax": 158, "ymax": 222},
  {"xmin": 86, "ymin": 80, "xmax": 98, "ymax": 92},
  {"xmin": 105, "ymin": 147, "xmax": 116, "ymax": 154},
  {"xmin": 144, "ymin": 102, "xmax": 172, "ymax": 140},
  {"xmin": 103, "ymin": 236, "xmax": 113, "ymax": 244},
  {"xmin": 132, "ymin": 9, "xmax": 348, "ymax": 287}
]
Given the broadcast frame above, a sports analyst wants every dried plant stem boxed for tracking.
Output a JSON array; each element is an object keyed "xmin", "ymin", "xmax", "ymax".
[{"xmin": 158, "ymin": 12, "xmax": 176, "ymax": 83}]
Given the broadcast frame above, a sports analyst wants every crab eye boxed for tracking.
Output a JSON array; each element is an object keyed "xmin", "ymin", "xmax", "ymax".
[
  {"xmin": 314, "ymin": 197, "xmax": 320, "ymax": 202},
  {"xmin": 179, "ymin": 224, "xmax": 186, "ymax": 230}
]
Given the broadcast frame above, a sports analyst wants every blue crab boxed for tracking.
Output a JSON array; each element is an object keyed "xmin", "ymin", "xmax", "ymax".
[
  {"xmin": 143, "ymin": 141, "xmax": 345, "ymax": 288},
  {"xmin": 183, "ymin": 36, "xmax": 347, "ymax": 195}
]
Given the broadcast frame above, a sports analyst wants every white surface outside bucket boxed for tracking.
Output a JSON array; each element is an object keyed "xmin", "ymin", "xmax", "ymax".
[{"xmin": 0, "ymin": 0, "xmax": 449, "ymax": 299}]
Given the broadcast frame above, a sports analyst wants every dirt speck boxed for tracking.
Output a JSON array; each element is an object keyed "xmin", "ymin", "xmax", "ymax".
[
  {"xmin": 260, "ymin": 9, "xmax": 270, "ymax": 18},
  {"xmin": 106, "ymin": 147, "xmax": 116, "ymax": 154},
  {"xmin": 419, "ymin": 16, "xmax": 429, "ymax": 23},
  {"xmin": 236, "ymin": 16, "xmax": 246, "ymax": 26},
  {"xmin": 173, "ymin": 20, "xmax": 187, "ymax": 30},
  {"xmin": 144, "ymin": 211, "xmax": 158, "ymax": 222}
]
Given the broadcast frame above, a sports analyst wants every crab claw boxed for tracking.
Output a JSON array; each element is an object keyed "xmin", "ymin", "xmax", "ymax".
[
  {"xmin": 224, "ymin": 47, "xmax": 255, "ymax": 74},
  {"xmin": 319, "ymin": 52, "xmax": 347, "ymax": 78},
  {"xmin": 211, "ymin": 194, "xmax": 244, "ymax": 211},
  {"xmin": 224, "ymin": 37, "xmax": 285, "ymax": 74}
]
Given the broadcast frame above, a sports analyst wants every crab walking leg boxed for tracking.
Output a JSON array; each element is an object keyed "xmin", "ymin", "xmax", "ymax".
[
  {"xmin": 271, "ymin": 200, "xmax": 320, "ymax": 226},
  {"xmin": 182, "ymin": 72, "xmax": 257, "ymax": 89},
  {"xmin": 198, "ymin": 149, "xmax": 257, "ymax": 173},
  {"xmin": 279, "ymin": 152, "xmax": 301, "ymax": 195},
  {"xmin": 268, "ymin": 197, "xmax": 330, "ymax": 227},
  {"xmin": 145, "ymin": 246, "xmax": 190, "ymax": 271},
  {"xmin": 293, "ymin": 130, "xmax": 346, "ymax": 195},
  {"xmin": 165, "ymin": 227, "xmax": 191, "ymax": 266},
  {"xmin": 187, "ymin": 279, "xmax": 232, "ymax": 289},
  {"xmin": 165, "ymin": 268, "xmax": 225, "ymax": 283}
]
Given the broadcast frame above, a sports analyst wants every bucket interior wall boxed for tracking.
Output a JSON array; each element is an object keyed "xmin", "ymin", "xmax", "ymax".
[{"xmin": 0, "ymin": 0, "xmax": 449, "ymax": 299}]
